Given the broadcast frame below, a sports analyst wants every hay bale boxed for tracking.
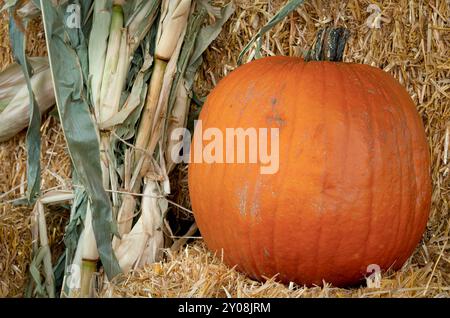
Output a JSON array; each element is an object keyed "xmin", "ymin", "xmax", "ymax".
[
  {"xmin": 103, "ymin": 242, "xmax": 450, "ymax": 298},
  {"xmin": 1, "ymin": 0, "xmax": 449, "ymax": 298}
]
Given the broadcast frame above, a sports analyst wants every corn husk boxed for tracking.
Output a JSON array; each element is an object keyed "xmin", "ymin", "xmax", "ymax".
[
  {"xmin": 99, "ymin": 5, "xmax": 128, "ymax": 125},
  {"xmin": 113, "ymin": 6, "xmax": 190, "ymax": 268},
  {"xmin": 114, "ymin": 0, "xmax": 234, "ymax": 271},
  {"xmin": 88, "ymin": 0, "xmax": 112, "ymax": 122},
  {"xmin": 79, "ymin": 202, "xmax": 99, "ymax": 297},
  {"xmin": 165, "ymin": 80, "xmax": 189, "ymax": 172},
  {"xmin": 30, "ymin": 200, "xmax": 55, "ymax": 298},
  {"xmin": 164, "ymin": 1, "xmax": 235, "ymax": 173},
  {"xmin": 16, "ymin": 1, "xmax": 40, "ymax": 19},
  {"xmin": 0, "ymin": 58, "xmax": 55, "ymax": 142},
  {"xmin": 115, "ymin": 180, "xmax": 165, "ymax": 272},
  {"xmin": 29, "ymin": 191, "xmax": 74, "ymax": 298},
  {"xmin": 0, "ymin": 57, "xmax": 48, "ymax": 102},
  {"xmin": 155, "ymin": 0, "xmax": 192, "ymax": 60},
  {"xmin": 114, "ymin": 0, "xmax": 191, "ymax": 270}
]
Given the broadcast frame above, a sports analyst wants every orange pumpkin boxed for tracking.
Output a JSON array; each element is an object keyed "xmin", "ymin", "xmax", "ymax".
[{"xmin": 188, "ymin": 54, "xmax": 431, "ymax": 287}]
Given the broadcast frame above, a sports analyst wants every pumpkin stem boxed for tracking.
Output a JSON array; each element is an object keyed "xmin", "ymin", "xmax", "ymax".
[{"xmin": 305, "ymin": 27, "xmax": 350, "ymax": 62}]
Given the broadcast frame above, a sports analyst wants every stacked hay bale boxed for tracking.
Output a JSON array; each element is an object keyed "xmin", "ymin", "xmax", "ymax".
[{"xmin": 0, "ymin": 0, "xmax": 448, "ymax": 298}]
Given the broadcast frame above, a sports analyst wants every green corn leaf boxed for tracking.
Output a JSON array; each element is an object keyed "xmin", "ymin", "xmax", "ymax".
[
  {"xmin": 40, "ymin": 0, "xmax": 122, "ymax": 280},
  {"xmin": 53, "ymin": 252, "xmax": 66, "ymax": 297},
  {"xmin": 28, "ymin": 246, "xmax": 48, "ymax": 297},
  {"xmin": 61, "ymin": 173, "xmax": 88, "ymax": 297},
  {"xmin": 8, "ymin": 8, "xmax": 41, "ymax": 203}
]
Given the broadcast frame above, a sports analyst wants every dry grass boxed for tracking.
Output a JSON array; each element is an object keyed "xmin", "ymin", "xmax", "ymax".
[
  {"xmin": 0, "ymin": 120, "xmax": 71, "ymax": 297},
  {"xmin": 1, "ymin": 0, "xmax": 449, "ymax": 298},
  {"xmin": 0, "ymin": 111, "xmax": 71, "ymax": 298},
  {"xmin": 103, "ymin": 242, "xmax": 450, "ymax": 298}
]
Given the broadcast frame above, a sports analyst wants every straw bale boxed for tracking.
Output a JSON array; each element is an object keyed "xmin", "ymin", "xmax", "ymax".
[{"xmin": 103, "ymin": 241, "xmax": 450, "ymax": 298}]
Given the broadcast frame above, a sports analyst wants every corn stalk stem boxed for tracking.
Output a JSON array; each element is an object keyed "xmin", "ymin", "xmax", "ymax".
[
  {"xmin": 74, "ymin": 6, "xmax": 127, "ymax": 295},
  {"xmin": 76, "ymin": 203, "xmax": 99, "ymax": 297},
  {"xmin": 80, "ymin": 259, "xmax": 97, "ymax": 297},
  {"xmin": 134, "ymin": 58, "xmax": 168, "ymax": 166},
  {"xmin": 99, "ymin": 5, "xmax": 127, "ymax": 124},
  {"xmin": 89, "ymin": 0, "xmax": 111, "ymax": 121},
  {"xmin": 114, "ymin": 0, "xmax": 192, "ymax": 272},
  {"xmin": 113, "ymin": 58, "xmax": 167, "ymax": 238}
]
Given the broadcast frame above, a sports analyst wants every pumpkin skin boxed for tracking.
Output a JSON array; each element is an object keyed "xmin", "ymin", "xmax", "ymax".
[{"xmin": 188, "ymin": 56, "xmax": 431, "ymax": 287}]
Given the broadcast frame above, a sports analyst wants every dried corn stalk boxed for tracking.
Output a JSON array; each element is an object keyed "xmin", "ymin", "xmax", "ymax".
[
  {"xmin": 114, "ymin": 0, "xmax": 234, "ymax": 272},
  {"xmin": 22, "ymin": 0, "xmax": 233, "ymax": 298}
]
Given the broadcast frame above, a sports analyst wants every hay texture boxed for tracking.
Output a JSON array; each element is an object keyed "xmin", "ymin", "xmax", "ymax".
[{"xmin": 1, "ymin": 0, "xmax": 449, "ymax": 298}]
